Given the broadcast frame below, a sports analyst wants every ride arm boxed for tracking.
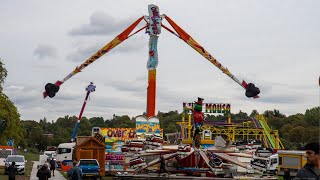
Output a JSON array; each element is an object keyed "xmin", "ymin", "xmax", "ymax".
[
  {"xmin": 70, "ymin": 90, "xmax": 91, "ymax": 142},
  {"xmin": 163, "ymin": 15, "xmax": 260, "ymax": 98},
  {"xmin": 43, "ymin": 17, "xmax": 144, "ymax": 98}
]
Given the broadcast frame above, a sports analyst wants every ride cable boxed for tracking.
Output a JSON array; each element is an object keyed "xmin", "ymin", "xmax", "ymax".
[{"xmin": 70, "ymin": 82, "xmax": 96, "ymax": 142}]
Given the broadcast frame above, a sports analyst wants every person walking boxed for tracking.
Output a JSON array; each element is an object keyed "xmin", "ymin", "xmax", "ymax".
[
  {"xmin": 36, "ymin": 164, "xmax": 51, "ymax": 180},
  {"xmin": 68, "ymin": 161, "xmax": 83, "ymax": 180},
  {"xmin": 8, "ymin": 161, "xmax": 17, "ymax": 180},
  {"xmin": 294, "ymin": 142, "xmax": 320, "ymax": 179},
  {"xmin": 49, "ymin": 158, "xmax": 56, "ymax": 176}
]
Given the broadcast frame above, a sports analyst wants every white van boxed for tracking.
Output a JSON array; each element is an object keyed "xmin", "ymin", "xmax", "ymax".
[{"xmin": 5, "ymin": 155, "xmax": 26, "ymax": 175}]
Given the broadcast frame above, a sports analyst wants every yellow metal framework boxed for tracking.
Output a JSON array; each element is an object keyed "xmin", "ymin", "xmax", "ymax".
[{"xmin": 177, "ymin": 114, "xmax": 285, "ymax": 149}]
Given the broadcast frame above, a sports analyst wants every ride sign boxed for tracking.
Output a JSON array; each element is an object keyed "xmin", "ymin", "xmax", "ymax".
[
  {"xmin": 183, "ymin": 102, "xmax": 231, "ymax": 114},
  {"xmin": 101, "ymin": 128, "xmax": 136, "ymax": 141}
]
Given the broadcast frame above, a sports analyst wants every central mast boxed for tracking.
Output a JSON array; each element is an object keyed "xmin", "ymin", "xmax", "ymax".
[{"xmin": 145, "ymin": 4, "xmax": 162, "ymax": 117}]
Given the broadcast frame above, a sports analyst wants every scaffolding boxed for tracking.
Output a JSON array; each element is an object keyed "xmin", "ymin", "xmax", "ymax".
[{"xmin": 177, "ymin": 113, "xmax": 285, "ymax": 149}]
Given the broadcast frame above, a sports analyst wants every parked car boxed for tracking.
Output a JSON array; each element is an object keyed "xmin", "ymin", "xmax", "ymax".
[
  {"xmin": 5, "ymin": 155, "xmax": 27, "ymax": 175},
  {"xmin": 78, "ymin": 159, "xmax": 100, "ymax": 179}
]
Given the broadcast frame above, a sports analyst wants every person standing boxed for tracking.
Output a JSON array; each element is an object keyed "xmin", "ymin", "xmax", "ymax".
[
  {"xmin": 193, "ymin": 129, "xmax": 201, "ymax": 149},
  {"xmin": 284, "ymin": 168, "xmax": 291, "ymax": 180},
  {"xmin": 194, "ymin": 148, "xmax": 200, "ymax": 169},
  {"xmin": 37, "ymin": 164, "xmax": 51, "ymax": 180},
  {"xmin": 49, "ymin": 158, "xmax": 56, "ymax": 176},
  {"xmin": 8, "ymin": 161, "xmax": 17, "ymax": 180},
  {"xmin": 68, "ymin": 161, "xmax": 83, "ymax": 180},
  {"xmin": 159, "ymin": 154, "xmax": 169, "ymax": 176},
  {"xmin": 294, "ymin": 142, "xmax": 320, "ymax": 179}
]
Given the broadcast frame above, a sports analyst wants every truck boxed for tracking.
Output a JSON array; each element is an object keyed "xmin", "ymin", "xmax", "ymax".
[
  {"xmin": 251, "ymin": 154, "xmax": 278, "ymax": 174},
  {"xmin": 277, "ymin": 150, "xmax": 306, "ymax": 178},
  {"xmin": 78, "ymin": 159, "xmax": 100, "ymax": 179},
  {"xmin": 0, "ymin": 146, "xmax": 14, "ymax": 169},
  {"xmin": 56, "ymin": 142, "xmax": 76, "ymax": 169}
]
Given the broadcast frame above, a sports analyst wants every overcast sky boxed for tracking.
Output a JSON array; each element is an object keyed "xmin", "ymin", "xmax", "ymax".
[{"xmin": 1, "ymin": 0, "xmax": 319, "ymax": 122}]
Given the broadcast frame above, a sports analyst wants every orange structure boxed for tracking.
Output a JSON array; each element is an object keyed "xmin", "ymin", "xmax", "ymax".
[{"xmin": 147, "ymin": 69, "xmax": 156, "ymax": 117}]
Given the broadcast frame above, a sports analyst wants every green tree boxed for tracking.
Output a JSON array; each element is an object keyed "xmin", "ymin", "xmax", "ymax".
[
  {"xmin": 21, "ymin": 121, "xmax": 43, "ymax": 148},
  {"xmin": 267, "ymin": 116, "xmax": 285, "ymax": 130},
  {"xmin": 264, "ymin": 110, "xmax": 275, "ymax": 118},
  {"xmin": 280, "ymin": 124, "xmax": 293, "ymax": 138},
  {"xmin": 249, "ymin": 110, "xmax": 259, "ymax": 117},
  {"xmin": 289, "ymin": 126, "xmax": 305, "ymax": 148},
  {"xmin": 0, "ymin": 58, "xmax": 8, "ymax": 91},
  {"xmin": 233, "ymin": 110, "xmax": 249, "ymax": 120},
  {"xmin": 284, "ymin": 114, "xmax": 305, "ymax": 127},
  {"xmin": 159, "ymin": 111, "xmax": 181, "ymax": 134},
  {"xmin": 78, "ymin": 116, "xmax": 92, "ymax": 136},
  {"xmin": 0, "ymin": 64, "xmax": 24, "ymax": 146},
  {"xmin": 303, "ymin": 127, "xmax": 320, "ymax": 144},
  {"xmin": 89, "ymin": 117, "xmax": 106, "ymax": 127},
  {"xmin": 304, "ymin": 106, "xmax": 320, "ymax": 126},
  {"xmin": 273, "ymin": 109, "xmax": 286, "ymax": 118}
]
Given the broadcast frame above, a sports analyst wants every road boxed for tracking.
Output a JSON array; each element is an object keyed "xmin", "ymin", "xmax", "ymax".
[{"xmin": 30, "ymin": 161, "xmax": 66, "ymax": 180}]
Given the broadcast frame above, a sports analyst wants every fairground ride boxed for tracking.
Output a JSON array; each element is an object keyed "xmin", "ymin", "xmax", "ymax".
[
  {"xmin": 43, "ymin": 4, "xmax": 260, "ymax": 120},
  {"xmin": 177, "ymin": 110, "xmax": 285, "ymax": 149}
]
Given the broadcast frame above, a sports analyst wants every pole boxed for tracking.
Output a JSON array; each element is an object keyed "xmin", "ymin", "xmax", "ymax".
[
  {"xmin": 147, "ymin": 69, "xmax": 156, "ymax": 117},
  {"xmin": 188, "ymin": 113, "xmax": 192, "ymax": 140}
]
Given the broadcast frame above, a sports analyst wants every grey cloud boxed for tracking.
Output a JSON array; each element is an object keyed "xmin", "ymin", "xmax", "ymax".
[
  {"xmin": 53, "ymin": 92, "xmax": 82, "ymax": 101},
  {"xmin": 34, "ymin": 45, "xmax": 58, "ymax": 59},
  {"xmin": 257, "ymin": 94, "xmax": 305, "ymax": 104},
  {"xmin": 67, "ymin": 36, "xmax": 146, "ymax": 62},
  {"xmin": 231, "ymin": 86, "xmax": 305, "ymax": 104},
  {"xmin": 67, "ymin": 43, "xmax": 102, "ymax": 62},
  {"xmin": 69, "ymin": 11, "xmax": 137, "ymax": 36},
  {"xmin": 105, "ymin": 80, "xmax": 146, "ymax": 93},
  {"xmin": 135, "ymin": 74, "xmax": 147, "ymax": 82},
  {"xmin": 4, "ymin": 84, "xmax": 35, "ymax": 106},
  {"xmin": 93, "ymin": 95, "xmax": 145, "ymax": 109},
  {"xmin": 113, "ymin": 36, "xmax": 147, "ymax": 53}
]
